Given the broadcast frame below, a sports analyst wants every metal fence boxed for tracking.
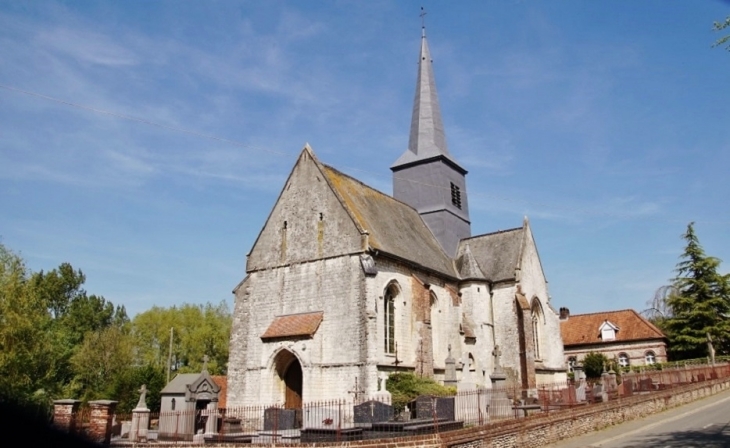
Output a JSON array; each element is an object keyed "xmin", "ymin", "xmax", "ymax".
[{"xmin": 105, "ymin": 362, "xmax": 730, "ymax": 444}]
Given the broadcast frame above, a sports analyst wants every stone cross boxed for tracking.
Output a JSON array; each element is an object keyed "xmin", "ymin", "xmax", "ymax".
[
  {"xmin": 136, "ymin": 384, "xmax": 147, "ymax": 409},
  {"xmin": 492, "ymin": 345, "xmax": 503, "ymax": 373},
  {"xmin": 347, "ymin": 377, "xmax": 364, "ymax": 403},
  {"xmin": 202, "ymin": 354, "xmax": 209, "ymax": 372}
]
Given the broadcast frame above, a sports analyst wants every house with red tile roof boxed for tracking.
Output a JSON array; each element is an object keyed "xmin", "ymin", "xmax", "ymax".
[{"xmin": 559, "ymin": 308, "xmax": 668, "ymax": 371}]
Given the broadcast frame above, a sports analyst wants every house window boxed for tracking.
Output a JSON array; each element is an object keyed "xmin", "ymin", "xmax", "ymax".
[
  {"xmin": 645, "ymin": 351, "xmax": 656, "ymax": 365},
  {"xmin": 618, "ymin": 353, "xmax": 630, "ymax": 368},
  {"xmin": 599, "ymin": 320, "xmax": 618, "ymax": 341},
  {"xmin": 384, "ymin": 286, "xmax": 397, "ymax": 354},
  {"xmin": 450, "ymin": 183, "xmax": 462, "ymax": 209},
  {"xmin": 171, "ymin": 398, "xmax": 176, "ymax": 411}
]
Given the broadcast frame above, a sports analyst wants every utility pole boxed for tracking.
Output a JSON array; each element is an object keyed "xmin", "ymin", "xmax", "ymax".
[{"xmin": 167, "ymin": 327, "xmax": 174, "ymax": 383}]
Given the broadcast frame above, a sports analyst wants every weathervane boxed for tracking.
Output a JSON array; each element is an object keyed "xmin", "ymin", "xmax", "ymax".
[{"xmin": 420, "ymin": 6, "xmax": 427, "ymax": 30}]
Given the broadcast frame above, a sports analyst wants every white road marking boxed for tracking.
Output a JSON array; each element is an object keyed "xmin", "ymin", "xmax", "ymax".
[{"xmin": 587, "ymin": 393, "xmax": 730, "ymax": 446}]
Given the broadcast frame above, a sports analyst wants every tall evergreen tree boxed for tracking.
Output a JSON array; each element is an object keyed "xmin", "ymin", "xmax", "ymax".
[{"xmin": 664, "ymin": 223, "xmax": 730, "ymax": 360}]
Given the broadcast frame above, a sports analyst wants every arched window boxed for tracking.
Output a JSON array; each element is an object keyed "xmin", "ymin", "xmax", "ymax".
[
  {"xmin": 645, "ymin": 351, "xmax": 656, "ymax": 365},
  {"xmin": 384, "ymin": 284, "xmax": 398, "ymax": 354},
  {"xmin": 531, "ymin": 299, "xmax": 543, "ymax": 360},
  {"xmin": 618, "ymin": 353, "xmax": 630, "ymax": 368}
]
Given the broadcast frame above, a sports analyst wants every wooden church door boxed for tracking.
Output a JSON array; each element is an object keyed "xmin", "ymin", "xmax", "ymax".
[{"xmin": 284, "ymin": 359, "xmax": 303, "ymax": 409}]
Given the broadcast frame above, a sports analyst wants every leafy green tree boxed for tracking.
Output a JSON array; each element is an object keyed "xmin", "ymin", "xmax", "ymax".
[
  {"xmin": 714, "ymin": 16, "xmax": 730, "ymax": 51},
  {"xmin": 0, "ymin": 245, "xmax": 57, "ymax": 404},
  {"xmin": 108, "ymin": 364, "xmax": 166, "ymax": 414},
  {"xmin": 69, "ymin": 326, "xmax": 134, "ymax": 403},
  {"xmin": 132, "ymin": 302, "xmax": 231, "ymax": 376},
  {"xmin": 385, "ymin": 372, "xmax": 455, "ymax": 412},
  {"xmin": 664, "ymin": 223, "xmax": 730, "ymax": 360},
  {"xmin": 582, "ymin": 352, "xmax": 609, "ymax": 378}
]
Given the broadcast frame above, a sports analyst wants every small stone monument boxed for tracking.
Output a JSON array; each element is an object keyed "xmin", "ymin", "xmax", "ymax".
[
  {"xmin": 130, "ymin": 385, "xmax": 150, "ymax": 442},
  {"xmin": 444, "ymin": 344, "xmax": 457, "ymax": 388},
  {"xmin": 489, "ymin": 346, "xmax": 511, "ymax": 418}
]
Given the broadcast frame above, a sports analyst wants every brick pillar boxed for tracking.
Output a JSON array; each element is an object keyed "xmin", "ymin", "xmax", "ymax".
[
  {"xmin": 88, "ymin": 400, "xmax": 118, "ymax": 445},
  {"xmin": 53, "ymin": 399, "xmax": 82, "ymax": 433}
]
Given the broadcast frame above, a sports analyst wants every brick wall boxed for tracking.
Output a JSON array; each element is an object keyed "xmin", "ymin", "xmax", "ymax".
[{"xmin": 133, "ymin": 378, "xmax": 730, "ymax": 448}]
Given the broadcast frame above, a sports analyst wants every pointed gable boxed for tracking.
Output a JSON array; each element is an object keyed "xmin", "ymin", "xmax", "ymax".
[
  {"xmin": 456, "ymin": 244, "xmax": 485, "ymax": 280},
  {"xmin": 322, "ymin": 165, "xmax": 457, "ymax": 277},
  {"xmin": 246, "ymin": 146, "xmax": 364, "ymax": 272},
  {"xmin": 457, "ymin": 227, "xmax": 523, "ymax": 282}
]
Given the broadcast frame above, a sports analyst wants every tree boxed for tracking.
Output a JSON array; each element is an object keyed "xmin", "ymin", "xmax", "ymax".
[
  {"xmin": 582, "ymin": 352, "xmax": 610, "ymax": 378},
  {"xmin": 132, "ymin": 302, "xmax": 231, "ymax": 376},
  {"xmin": 714, "ymin": 16, "xmax": 730, "ymax": 51},
  {"xmin": 69, "ymin": 326, "xmax": 134, "ymax": 403},
  {"xmin": 385, "ymin": 372, "xmax": 455, "ymax": 412},
  {"xmin": 663, "ymin": 223, "xmax": 730, "ymax": 360},
  {"xmin": 0, "ymin": 245, "xmax": 57, "ymax": 405}
]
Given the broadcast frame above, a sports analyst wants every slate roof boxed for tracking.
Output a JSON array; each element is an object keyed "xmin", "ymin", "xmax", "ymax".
[
  {"xmin": 456, "ymin": 244, "xmax": 485, "ymax": 280},
  {"xmin": 161, "ymin": 373, "xmax": 200, "ymax": 394},
  {"xmin": 457, "ymin": 228, "xmax": 524, "ymax": 282},
  {"xmin": 322, "ymin": 164, "xmax": 458, "ymax": 277},
  {"xmin": 261, "ymin": 311, "xmax": 324, "ymax": 340},
  {"xmin": 561, "ymin": 309, "xmax": 666, "ymax": 347},
  {"xmin": 392, "ymin": 29, "xmax": 462, "ymax": 171}
]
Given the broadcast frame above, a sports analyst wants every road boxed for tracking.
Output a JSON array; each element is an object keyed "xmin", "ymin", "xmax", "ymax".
[{"xmin": 546, "ymin": 388, "xmax": 730, "ymax": 447}]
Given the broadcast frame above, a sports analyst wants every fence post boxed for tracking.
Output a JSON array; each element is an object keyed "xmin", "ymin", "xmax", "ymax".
[
  {"xmin": 87, "ymin": 400, "xmax": 118, "ymax": 446},
  {"xmin": 53, "ymin": 399, "xmax": 82, "ymax": 434}
]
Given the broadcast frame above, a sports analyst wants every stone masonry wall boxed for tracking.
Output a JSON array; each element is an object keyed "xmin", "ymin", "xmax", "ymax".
[{"xmin": 228, "ymin": 255, "xmax": 367, "ymax": 406}]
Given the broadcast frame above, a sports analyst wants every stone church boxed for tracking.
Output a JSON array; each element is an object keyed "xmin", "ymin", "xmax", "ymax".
[{"xmin": 227, "ymin": 29, "xmax": 566, "ymax": 408}]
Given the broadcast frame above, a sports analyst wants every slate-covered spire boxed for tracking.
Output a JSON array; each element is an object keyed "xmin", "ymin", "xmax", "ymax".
[
  {"xmin": 391, "ymin": 25, "xmax": 471, "ymax": 258},
  {"xmin": 393, "ymin": 27, "xmax": 458, "ymax": 168}
]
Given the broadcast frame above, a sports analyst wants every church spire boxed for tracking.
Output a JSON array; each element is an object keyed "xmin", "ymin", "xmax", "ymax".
[
  {"xmin": 392, "ymin": 23, "xmax": 457, "ymax": 167},
  {"xmin": 391, "ymin": 22, "xmax": 471, "ymax": 257}
]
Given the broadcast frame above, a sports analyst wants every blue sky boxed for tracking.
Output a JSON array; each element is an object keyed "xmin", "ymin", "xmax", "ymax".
[{"xmin": 1, "ymin": 1, "xmax": 729, "ymax": 317}]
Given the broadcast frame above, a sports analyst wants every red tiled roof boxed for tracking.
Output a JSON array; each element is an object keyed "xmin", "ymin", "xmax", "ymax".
[
  {"xmin": 211, "ymin": 375, "xmax": 227, "ymax": 409},
  {"xmin": 560, "ymin": 309, "xmax": 666, "ymax": 347},
  {"xmin": 261, "ymin": 311, "xmax": 324, "ymax": 340}
]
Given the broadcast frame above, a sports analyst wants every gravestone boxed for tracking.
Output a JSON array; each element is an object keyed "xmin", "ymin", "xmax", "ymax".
[
  {"xmin": 354, "ymin": 400, "xmax": 393, "ymax": 424},
  {"xmin": 303, "ymin": 405, "xmax": 342, "ymax": 429},
  {"xmin": 264, "ymin": 408, "xmax": 298, "ymax": 430},
  {"xmin": 444, "ymin": 344, "xmax": 457, "ymax": 388},
  {"xmin": 130, "ymin": 385, "xmax": 150, "ymax": 442},
  {"xmin": 221, "ymin": 417, "xmax": 241, "ymax": 434},
  {"xmin": 618, "ymin": 378, "xmax": 634, "ymax": 397},
  {"xmin": 638, "ymin": 378, "xmax": 654, "ymax": 392},
  {"xmin": 488, "ymin": 345, "xmax": 512, "ymax": 418},
  {"xmin": 574, "ymin": 380, "xmax": 586, "ymax": 402},
  {"xmin": 592, "ymin": 384, "xmax": 607, "ymax": 402},
  {"xmin": 410, "ymin": 396, "xmax": 455, "ymax": 421},
  {"xmin": 560, "ymin": 386, "xmax": 577, "ymax": 405}
]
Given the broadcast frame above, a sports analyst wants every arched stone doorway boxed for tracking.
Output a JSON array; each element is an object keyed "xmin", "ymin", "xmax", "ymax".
[{"xmin": 273, "ymin": 350, "xmax": 303, "ymax": 409}]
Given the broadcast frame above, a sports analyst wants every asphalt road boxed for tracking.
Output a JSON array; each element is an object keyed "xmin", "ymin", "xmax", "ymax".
[{"xmin": 545, "ymin": 388, "xmax": 730, "ymax": 448}]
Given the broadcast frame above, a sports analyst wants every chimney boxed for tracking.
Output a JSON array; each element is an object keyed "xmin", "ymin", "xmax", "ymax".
[{"xmin": 559, "ymin": 307, "xmax": 570, "ymax": 320}]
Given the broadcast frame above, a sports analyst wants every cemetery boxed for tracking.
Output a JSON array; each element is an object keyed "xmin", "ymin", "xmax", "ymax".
[{"xmin": 50, "ymin": 361, "xmax": 730, "ymax": 446}]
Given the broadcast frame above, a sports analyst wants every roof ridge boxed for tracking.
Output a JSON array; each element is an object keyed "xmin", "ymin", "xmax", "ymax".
[
  {"xmin": 322, "ymin": 163, "xmax": 424, "ymax": 214},
  {"xmin": 463, "ymin": 227, "xmax": 523, "ymax": 240},
  {"xmin": 566, "ymin": 309, "xmax": 637, "ymax": 318}
]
